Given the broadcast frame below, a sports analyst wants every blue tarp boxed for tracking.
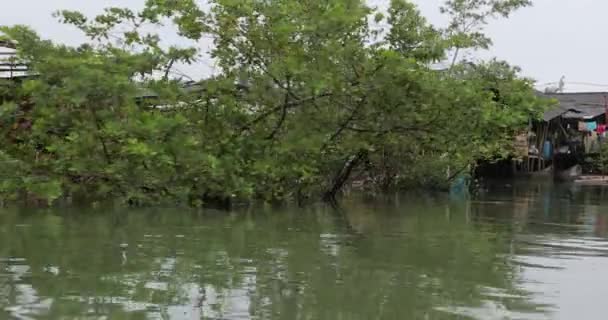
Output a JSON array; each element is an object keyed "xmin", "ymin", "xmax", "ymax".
[
  {"xmin": 543, "ymin": 141, "xmax": 552, "ymax": 160},
  {"xmin": 449, "ymin": 175, "xmax": 469, "ymax": 200}
]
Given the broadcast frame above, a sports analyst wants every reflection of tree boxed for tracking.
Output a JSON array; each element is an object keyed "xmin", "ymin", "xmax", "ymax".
[
  {"xmin": 0, "ymin": 203, "xmax": 543, "ymax": 319},
  {"xmin": 473, "ymin": 181, "xmax": 601, "ymax": 237},
  {"xmin": 245, "ymin": 201, "xmax": 540, "ymax": 320}
]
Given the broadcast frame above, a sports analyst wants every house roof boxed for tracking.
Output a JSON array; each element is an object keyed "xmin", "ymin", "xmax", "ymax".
[
  {"xmin": 0, "ymin": 41, "xmax": 29, "ymax": 79},
  {"xmin": 540, "ymin": 92, "xmax": 608, "ymax": 121},
  {"xmin": 0, "ymin": 40, "xmax": 16, "ymax": 49}
]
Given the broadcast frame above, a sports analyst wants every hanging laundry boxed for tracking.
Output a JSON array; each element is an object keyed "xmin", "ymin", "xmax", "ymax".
[
  {"xmin": 586, "ymin": 121, "xmax": 598, "ymax": 132},
  {"xmin": 598, "ymin": 124, "xmax": 607, "ymax": 135},
  {"xmin": 579, "ymin": 121, "xmax": 588, "ymax": 131}
]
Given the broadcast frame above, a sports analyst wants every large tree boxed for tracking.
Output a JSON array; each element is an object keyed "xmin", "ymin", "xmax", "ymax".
[{"xmin": 0, "ymin": 0, "xmax": 547, "ymax": 206}]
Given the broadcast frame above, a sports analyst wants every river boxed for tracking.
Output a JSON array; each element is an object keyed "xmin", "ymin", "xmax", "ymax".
[{"xmin": 1, "ymin": 181, "xmax": 608, "ymax": 319}]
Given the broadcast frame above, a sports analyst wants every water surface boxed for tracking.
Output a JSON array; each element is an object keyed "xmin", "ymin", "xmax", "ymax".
[{"xmin": 1, "ymin": 181, "xmax": 608, "ymax": 319}]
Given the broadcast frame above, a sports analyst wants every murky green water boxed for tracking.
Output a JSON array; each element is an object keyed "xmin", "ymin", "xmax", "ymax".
[{"xmin": 2, "ymin": 182, "xmax": 608, "ymax": 319}]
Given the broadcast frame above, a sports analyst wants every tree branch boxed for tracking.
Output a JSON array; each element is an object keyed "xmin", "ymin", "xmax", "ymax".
[
  {"xmin": 163, "ymin": 58, "xmax": 176, "ymax": 81},
  {"xmin": 238, "ymin": 92, "xmax": 332, "ymax": 134},
  {"xmin": 266, "ymin": 78, "xmax": 291, "ymax": 140},
  {"xmin": 322, "ymin": 96, "xmax": 368, "ymax": 150},
  {"xmin": 87, "ymin": 105, "xmax": 112, "ymax": 164}
]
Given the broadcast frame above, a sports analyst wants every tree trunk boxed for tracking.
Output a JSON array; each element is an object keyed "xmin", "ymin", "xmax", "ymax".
[{"xmin": 323, "ymin": 149, "xmax": 368, "ymax": 203}]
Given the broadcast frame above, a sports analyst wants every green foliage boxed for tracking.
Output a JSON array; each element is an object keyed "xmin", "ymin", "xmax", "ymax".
[
  {"xmin": 441, "ymin": 0, "xmax": 532, "ymax": 66},
  {"xmin": 0, "ymin": 0, "xmax": 547, "ymax": 206},
  {"xmin": 385, "ymin": 0, "xmax": 445, "ymax": 61},
  {"xmin": 588, "ymin": 143, "xmax": 608, "ymax": 174}
]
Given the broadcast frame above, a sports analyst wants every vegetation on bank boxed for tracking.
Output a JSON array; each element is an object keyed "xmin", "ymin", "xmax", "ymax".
[{"xmin": 0, "ymin": 0, "xmax": 548, "ymax": 207}]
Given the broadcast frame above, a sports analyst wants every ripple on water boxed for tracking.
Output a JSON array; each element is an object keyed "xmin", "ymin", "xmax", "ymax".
[
  {"xmin": 144, "ymin": 281, "xmax": 169, "ymax": 291},
  {"xmin": 517, "ymin": 235, "xmax": 608, "ymax": 258},
  {"xmin": 435, "ymin": 300, "xmax": 552, "ymax": 320}
]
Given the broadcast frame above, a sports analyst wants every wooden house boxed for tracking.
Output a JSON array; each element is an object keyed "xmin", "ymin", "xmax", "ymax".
[{"xmin": 518, "ymin": 92, "xmax": 608, "ymax": 175}]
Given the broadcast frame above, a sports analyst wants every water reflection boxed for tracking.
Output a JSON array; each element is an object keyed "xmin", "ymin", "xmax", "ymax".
[{"xmin": 1, "ymin": 181, "xmax": 608, "ymax": 319}]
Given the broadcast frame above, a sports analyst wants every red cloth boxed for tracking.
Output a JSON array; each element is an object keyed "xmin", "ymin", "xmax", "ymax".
[{"xmin": 598, "ymin": 124, "xmax": 607, "ymax": 134}]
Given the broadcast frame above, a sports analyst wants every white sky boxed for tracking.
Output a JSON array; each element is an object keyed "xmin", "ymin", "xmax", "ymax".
[{"xmin": 2, "ymin": 0, "xmax": 606, "ymax": 91}]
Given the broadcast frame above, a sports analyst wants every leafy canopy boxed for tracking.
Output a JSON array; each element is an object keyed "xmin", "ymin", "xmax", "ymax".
[{"xmin": 0, "ymin": 0, "xmax": 547, "ymax": 206}]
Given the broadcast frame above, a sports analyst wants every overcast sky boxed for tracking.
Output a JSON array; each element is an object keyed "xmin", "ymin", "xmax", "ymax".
[{"xmin": 2, "ymin": 0, "xmax": 606, "ymax": 91}]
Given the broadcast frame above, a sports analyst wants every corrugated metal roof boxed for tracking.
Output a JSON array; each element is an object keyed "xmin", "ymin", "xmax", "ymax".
[
  {"xmin": 540, "ymin": 92, "xmax": 608, "ymax": 121},
  {"xmin": 561, "ymin": 105, "xmax": 606, "ymax": 119}
]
